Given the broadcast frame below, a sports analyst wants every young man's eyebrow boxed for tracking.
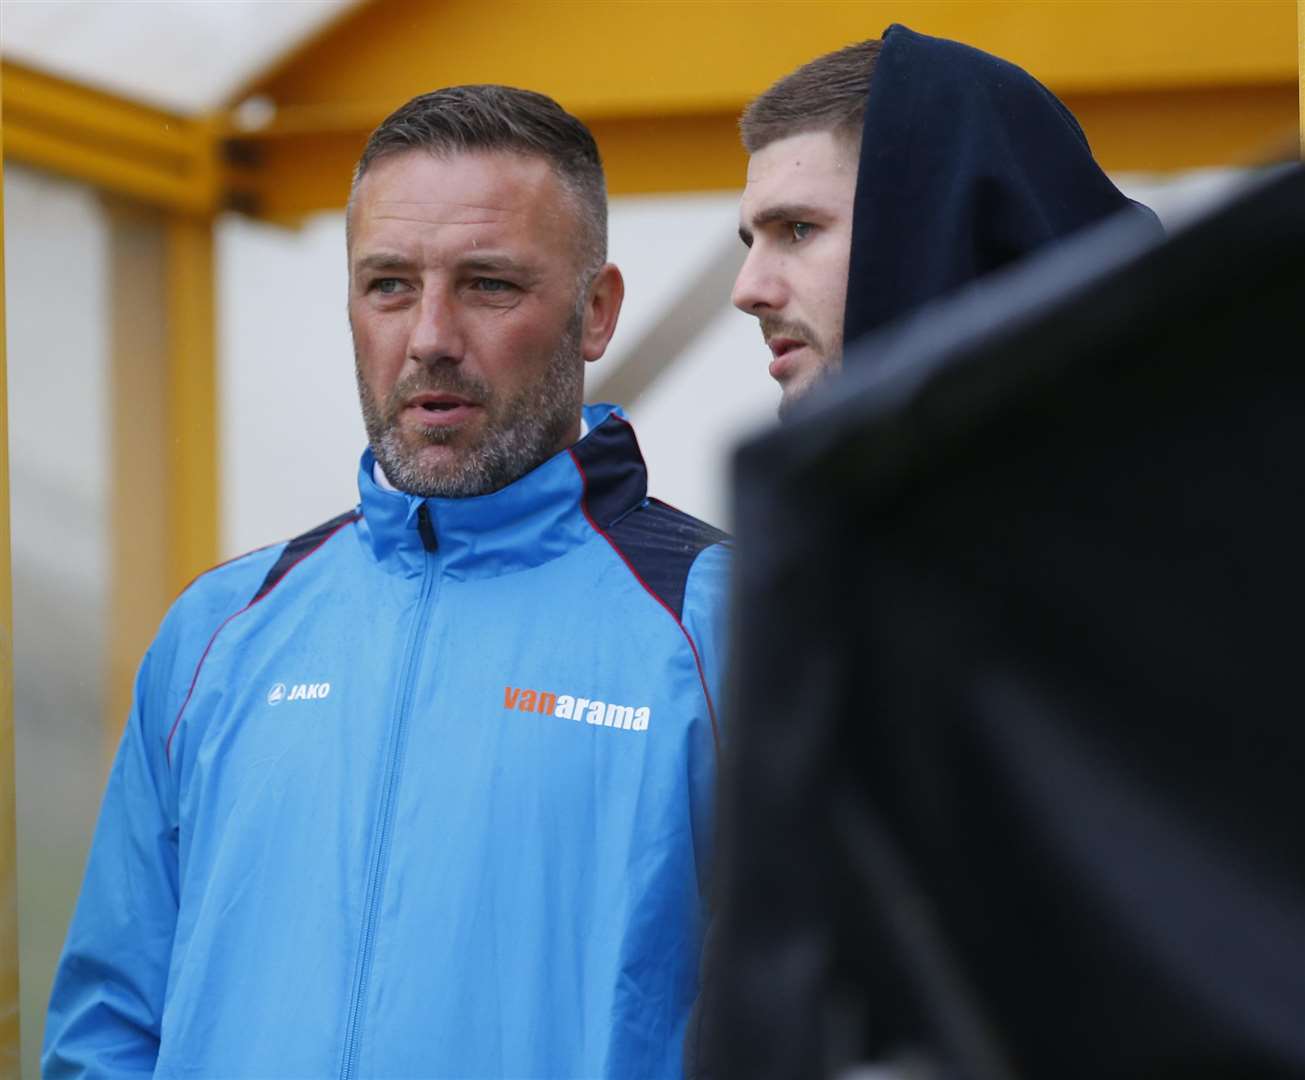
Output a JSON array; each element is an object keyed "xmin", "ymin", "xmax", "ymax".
[
  {"xmin": 739, "ymin": 203, "xmax": 826, "ymax": 245},
  {"xmin": 749, "ymin": 203, "xmax": 824, "ymax": 229}
]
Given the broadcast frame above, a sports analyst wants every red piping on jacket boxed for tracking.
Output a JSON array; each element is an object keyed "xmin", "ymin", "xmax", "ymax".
[
  {"xmin": 164, "ymin": 514, "xmax": 360, "ymax": 763},
  {"xmin": 567, "ymin": 447, "xmax": 721, "ymax": 757}
]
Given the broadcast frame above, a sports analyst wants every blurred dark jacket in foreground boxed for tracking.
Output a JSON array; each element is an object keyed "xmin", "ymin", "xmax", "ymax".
[{"xmin": 708, "ymin": 165, "xmax": 1305, "ymax": 1079}]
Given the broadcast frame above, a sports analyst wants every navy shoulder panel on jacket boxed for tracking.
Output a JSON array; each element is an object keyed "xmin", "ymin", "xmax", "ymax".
[
  {"xmin": 606, "ymin": 498, "xmax": 730, "ymax": 622},
  {"xmin": 251, "ymin": 509, "xmax": 361, "ymax": 603},
  {"xmin": 571, "ymin": 414, "xmax": 729, "ymax": 622},
  {"xmin": 161, "ymin": 509, "xmax": 360, "ymax": 763}
]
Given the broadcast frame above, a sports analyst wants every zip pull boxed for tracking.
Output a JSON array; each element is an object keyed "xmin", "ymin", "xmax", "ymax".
[{"xmin": 416, "ymin": 503, "xmax": 438, "ymax": 552}]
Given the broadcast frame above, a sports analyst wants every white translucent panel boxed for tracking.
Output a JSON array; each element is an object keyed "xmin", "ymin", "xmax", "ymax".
[
  {"xmin": 626, "ymin": 304, "xmax": 779, "ymax": 528},
  {"xmin": 3, "ymin": 162, "xmax": 111, "ymax": 1080},
  {"xmin": 217, "ymin": 212, "xmax": 365, "ymax": 559},
  {"xmin": 0, "ymin": 0, "xmax": 354, "ymax": 113},
  {"xmin": 597, "ymin": 192, "xmax": 744, "ymax": 369},
  {"xmin": 593, "ymin": 191, "xmax": 779, "ymax": 526}
]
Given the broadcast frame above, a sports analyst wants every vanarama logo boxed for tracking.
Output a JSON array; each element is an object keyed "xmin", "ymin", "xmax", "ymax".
[
  {"xmin": 504, "ymin": 686, "xmax": 650, "ymax": 732},
  {"xmin": 268, "ymin": 681, "xmax": 331, "ymax": 705}
]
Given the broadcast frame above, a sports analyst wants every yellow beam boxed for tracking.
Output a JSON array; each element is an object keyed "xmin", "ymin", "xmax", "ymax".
[
  {"xmin": 223, "ymin": 80, "xmax": 1298, "ymax": 218},
  {"xmin": 1299, "ymin": 0, "xmax": 1304, "ymax": 158},
  {"xmin": 222, "ymin": 0, "xmax": 1299, "ymax": 217},
  {"xmin": 2, "ymin": 1, "xmax": 1298, "ymax": 216},
  {"xmin": 243, "ymin": 0, "xmax": 1298, "ymax": 114},
  {"xmin": 165, "ymin": 216, "xmax": 219, "ymax": 596},
  {"xmin": 0, "ymin": 80, "xmax": 23, "ymax": 1076},
  {"xmin": 1, "ymin": 59, "xmax": 219, "ymax": 213},
  {"xmin": 223, "ymin": 110, "xmax": 755, "ymax": 218},
  {"xmin": 1063, "ymin": 83, "xmax": 1299, "ymax": 173}
]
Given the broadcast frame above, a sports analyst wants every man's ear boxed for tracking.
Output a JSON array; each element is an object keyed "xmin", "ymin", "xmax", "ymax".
[{"xmin": 580, "ymin": 264, "xmax": 625, "ymax": 363}]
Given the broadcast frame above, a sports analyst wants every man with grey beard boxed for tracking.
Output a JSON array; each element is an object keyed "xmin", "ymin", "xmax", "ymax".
[{"xmin": 44, "ymin": 86, "xmax": 731, "ymax": 1080}]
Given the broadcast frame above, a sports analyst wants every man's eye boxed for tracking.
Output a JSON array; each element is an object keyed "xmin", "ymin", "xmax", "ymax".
[
  {"xmin": 371, "ymin": 278, "xmax": 406, "ymax": 294},
  {"xmin": 472, "ymin": 278, "xmax": 516, "ymax": 293},
  {"xmin": 790, "ymin": 222, "xmax": 814, "ymax": 242}
]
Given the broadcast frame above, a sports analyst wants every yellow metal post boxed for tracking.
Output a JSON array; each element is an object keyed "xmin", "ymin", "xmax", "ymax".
[
  {"xmin": 105, "ymin": 203, "xmax": 172, "ymax": 748},
  {"xmin": 0, "ymin": 83, "xmax": 25, "ymax": 1076},
  {"xmin": 102, "ymin": 202, "xmax": 218, "ymax": 749},
  {"xmin": 165, "ymin": 215, "xmax": 219, "ymax": 598},
  {"xmin": 1299, "ymin": 0, "xmax": 1304, "ymax": 157}
]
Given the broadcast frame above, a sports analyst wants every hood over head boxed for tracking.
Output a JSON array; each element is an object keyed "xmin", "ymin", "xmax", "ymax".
[{"xmin": 844, "ymin": 23, "xmax": 1163, "ymax": 351}]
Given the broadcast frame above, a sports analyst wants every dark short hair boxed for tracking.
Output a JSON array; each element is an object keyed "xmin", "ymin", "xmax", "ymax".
[
  {"xmin": 740, "ymin": 40, "xmax": 882, "ymax": 154},
  {"xmin": 350, "ymin": 84, "xmax": 607, "ymax": 276}
]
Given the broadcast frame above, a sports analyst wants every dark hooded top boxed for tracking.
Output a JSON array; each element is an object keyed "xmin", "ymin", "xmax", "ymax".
[{"xmin": 843, "ymin": 23, "xmax": 1162, "ymax": 351}]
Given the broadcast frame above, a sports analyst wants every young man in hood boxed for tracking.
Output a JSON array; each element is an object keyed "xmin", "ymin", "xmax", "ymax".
[{"xmin": 733, "ymin": 25, "xmax": 1161, "ymax": 417}]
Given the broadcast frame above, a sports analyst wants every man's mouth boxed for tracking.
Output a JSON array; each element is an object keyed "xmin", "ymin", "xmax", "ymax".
[
  {"xmin": 766, "ymin": 337, "xmax": 805, "ymax": 360},
  {"xmin": 765, "ymin": 337, "xmax": 811, "ymax": 382},
  {"xmin": 403, "ymin": 392, "xmax": 481, "ymax": 424}
]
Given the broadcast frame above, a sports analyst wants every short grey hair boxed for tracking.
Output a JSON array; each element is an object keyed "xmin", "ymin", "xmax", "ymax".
[{"xmin": 349, "ymin": 84, "xmax": 607, "ymax": 280}]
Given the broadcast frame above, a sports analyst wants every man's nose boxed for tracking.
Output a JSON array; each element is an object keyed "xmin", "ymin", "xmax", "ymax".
[
  {"xmin": 731, "ymin": 248, "xmax": 785, "ymax": 316},
  {"xmin": 408, "ymin": 288, "xmax": 464, "ymax": 365}
]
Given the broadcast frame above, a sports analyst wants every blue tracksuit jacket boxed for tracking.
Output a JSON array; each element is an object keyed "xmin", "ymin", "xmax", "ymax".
[{"xmin": 44, "ymin": 404, "xmax": 730, "ymax": 1079}]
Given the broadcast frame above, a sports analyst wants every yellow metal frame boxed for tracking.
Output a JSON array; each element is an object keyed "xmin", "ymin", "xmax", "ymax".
[
  {"xmin": 0, "ymin": 0, "xmax": 1296, "ymax": 573},
  {"xmin": 103, "ymin": 203, "xmax": 171, "ymax": 751},
  {"xmin": 2, "ymin": 60, "xmax": 219, "ymax": 214},
  {"xmin": 218, "ymin": 0, "xmax": 1299, "ymax": 217},
  {"xmin": 0, "ymin": 77, "xmax": 22, "ymax": 1076},
  {"xmin": 0, "ymin": 0, "xmax": 1297, "ymax": 761},
  {"xmin": 3, "ymin": 61, "xmax": 220, "ymax": 775},
  {"xmin": 0, "ymin": 2, "xmax": 1300, "ymax": 1067},
  {"xmin": 246, "ymin": 0, "xmax": 1298, "ymax": 109},
  {"xmin": 9, "ymin": 0, "xmax": 1296, "ymax": 221},
  {"xmin": 164, "ymin": 216, "xmax": 219, "ymax": 597},
  {"xmin": 2, "ymin": 58, "xmax": 220, "ymax": 600}
]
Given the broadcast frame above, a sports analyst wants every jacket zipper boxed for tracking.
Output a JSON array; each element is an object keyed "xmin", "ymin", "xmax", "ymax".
[{"xmin": 340, "ymin": 503, "xmax": 439, "ymax": 1078}]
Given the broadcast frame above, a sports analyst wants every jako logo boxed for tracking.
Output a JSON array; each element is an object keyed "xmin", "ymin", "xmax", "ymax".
[
  {"xmin": 504, "ymin": 686, "xmax": 650, "ymax": 732},
  {"xmin": 268, "ymin": 681, "xmax": 331, "ymax": 706}
]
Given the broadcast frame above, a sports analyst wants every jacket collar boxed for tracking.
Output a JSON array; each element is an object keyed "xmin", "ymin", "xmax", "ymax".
[{"xmin": 355, "ymin": 403, "xmax": 646, "ymax": 580}]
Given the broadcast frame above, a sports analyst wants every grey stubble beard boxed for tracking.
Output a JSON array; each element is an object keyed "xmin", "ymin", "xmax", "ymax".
[{"xmin": 355, "ymin": 308, "xmax": 585, "ymax": 499}]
